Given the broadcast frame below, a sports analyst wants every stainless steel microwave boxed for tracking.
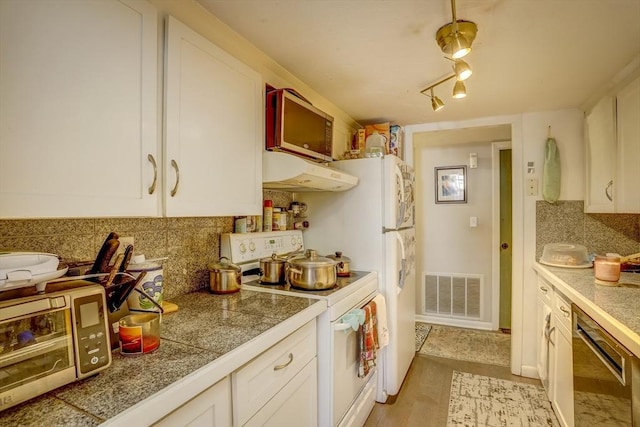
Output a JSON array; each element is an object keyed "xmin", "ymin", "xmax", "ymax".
[
  {"xmin": 266, "ymin": 89, "xmax": 334, "ymax": 162},
  {"xmin": 0, "ymin": 281, "xmax": 111, "ymax": 411}
]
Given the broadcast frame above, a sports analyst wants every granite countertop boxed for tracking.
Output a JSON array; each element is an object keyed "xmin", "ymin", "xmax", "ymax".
[
  {"xmin": 0, "ymin": 289, "xmax": 327, "ymax": 426},
  {"xmin": 533, "ymin": 263, "xmax": 640, "ymax": 356}
]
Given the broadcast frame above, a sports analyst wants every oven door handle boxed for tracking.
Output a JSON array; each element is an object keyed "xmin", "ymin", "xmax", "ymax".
[{"xmin": 334, "ymin": 322, "xmax": 354, "ymax": 332}]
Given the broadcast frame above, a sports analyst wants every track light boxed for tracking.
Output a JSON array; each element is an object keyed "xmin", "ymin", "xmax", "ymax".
[
  {"xmin": 452, "ymin": 80, "xmax": 467, "ymax": 98},
  {"xmin": 449, "ymin": 32, "xmax": 471, "ymax": 59},
  {"xmin": 435, "ymin": 0, "xmax": 478, "ymax": 58},
  {"xmin": 454, "ymin": 59, "xmax": 472, "ymax": 81},
  {"xmin": 430, "ymin": 89, "xmax": 445, "ymax": 111}
]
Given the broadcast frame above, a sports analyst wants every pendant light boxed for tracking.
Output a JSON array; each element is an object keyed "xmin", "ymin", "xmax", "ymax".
[{"xmin": 452, "ymin": 80, "xmax": 467, "ymax": 99}]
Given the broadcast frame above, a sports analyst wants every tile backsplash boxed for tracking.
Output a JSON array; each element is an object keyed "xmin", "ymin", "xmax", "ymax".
[
  {"xmin": 0, "ymin": 190, "xmax": 292, "ymax": 300},
  {"xmin": 536, "ymin": 200, "xmax": 640, "ymax": 260}
]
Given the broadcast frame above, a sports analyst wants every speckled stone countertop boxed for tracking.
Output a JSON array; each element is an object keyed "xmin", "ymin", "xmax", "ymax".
[
  {"xmin": 0, "ymin": 289, "xmax": 326, "ymax": 426},
  {"xmin": 534, "ymin": 263, "xmax": 640, "ymax": 356}
]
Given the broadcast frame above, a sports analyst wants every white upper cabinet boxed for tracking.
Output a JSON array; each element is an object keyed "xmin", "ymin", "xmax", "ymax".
[
  {"xmin": 614, "ymin": 75, "xmax": 640, "ymax": 213},
  {"xmin": 0, "ymin": 0, "xmax": 159, "ymax": 218},
  {"xmin": 585, "ymin": 75, "xmax": 640, "ymax": 213},
  {"xmin": 585, "ymin": 96, "xmax": 616, "ymax": 212},
  {"xmin": 163, "ymin": 16, "xmax": 263, "ymax": 217}
]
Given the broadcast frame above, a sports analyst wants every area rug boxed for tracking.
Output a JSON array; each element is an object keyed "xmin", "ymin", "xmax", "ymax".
[
  {"xmin": 418, "ymin": 324, "xmax": 510, "ymax": 367},
  {"xmin": 447, "ymin": 371, "xmax": 559, "ymax": 426},
  {"xmin": 415, "ymin": 322, "xmax": 432, "ymax": 351}
]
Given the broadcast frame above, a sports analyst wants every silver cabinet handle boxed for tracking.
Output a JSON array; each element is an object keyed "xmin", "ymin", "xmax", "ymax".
[
  {"xmin": 539, "ymin": 286, "xmax": 548, "ymax": 294},
  {"xmin": 147, "ymin": 154, "xmax": 157, "ymax": 195},
  {"xmin": 605, "ymin": 180, "xmax": 613, "ymax": 202},
  {"xmin": 170, "ymin": 159, "xmax": 180, "ymax": 197},
  {"xmin": 560, "ymin": 306, "xmax": 570, "ymax": 317},
  {"xmin": 273, "ymin": 353, "xmax": 293, "ymax": 371}
]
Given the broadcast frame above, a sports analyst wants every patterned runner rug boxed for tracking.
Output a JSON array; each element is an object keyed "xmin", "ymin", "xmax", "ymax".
[
  {"xmin": 447, "ymin": 371, "xmax": 559, "ymax": 426},
  {"xmin": 418, "ymin": 324, "xmax": 510, "ymax": 366},
  {"xmin": 415, "ymin": 322, "xmax": 432, "ymax": 351}
]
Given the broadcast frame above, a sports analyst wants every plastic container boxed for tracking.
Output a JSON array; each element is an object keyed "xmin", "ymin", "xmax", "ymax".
[
  {"xmin": 594, "ymin": 255, "xmax": 621, "ymax": 283},
  {"xmin": 539, "ymin": 243, "xmax": 591, "ymax": 268},
  {"xmin": 119, "ymin": 312, "xmax": 160, "ymax": 355},
  {"xmin": 126, "ymin": 256, "xmax": 163, "ymax": 311}
]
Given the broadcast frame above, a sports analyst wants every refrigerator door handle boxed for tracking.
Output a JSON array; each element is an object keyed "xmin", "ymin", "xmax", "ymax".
[{"xmin": 396, "ymin": 232, "xmax": 406, "ymax": 293}]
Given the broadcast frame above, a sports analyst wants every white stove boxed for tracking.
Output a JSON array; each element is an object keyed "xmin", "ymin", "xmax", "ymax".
[{"xmin": 221, "ymin": 231, "xmax": 379, "ymax": 427}]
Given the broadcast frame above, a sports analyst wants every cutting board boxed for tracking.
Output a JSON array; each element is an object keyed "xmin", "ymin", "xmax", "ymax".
[{"xmin": 162, "ymin": 301, "xmax": 179, "ymax": 314}]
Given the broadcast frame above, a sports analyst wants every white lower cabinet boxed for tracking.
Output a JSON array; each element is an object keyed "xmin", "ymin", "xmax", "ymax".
[
  {"xmin": 536, "ymin": 275, "xmax": 574, "ymax": 427},
  {"xmin": 233, "ymin": 320, "xmax": 317, "ymax": 426},
  {"xmin": 153, "ymin": 377, "xmax": 232, "ymax": 427},
  {"xmin": 550, "ymin": 292, "xmax": 574, "ymax": 427}
]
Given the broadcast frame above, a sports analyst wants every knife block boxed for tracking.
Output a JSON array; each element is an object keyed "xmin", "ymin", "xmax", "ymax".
[{"xmin": 107, "ymin": 302, "xmax": 130, "ymax": 351}]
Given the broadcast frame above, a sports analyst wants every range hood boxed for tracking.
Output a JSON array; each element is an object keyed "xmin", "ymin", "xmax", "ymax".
[{"xmin": 262, "ymin": 151, "xmax": 358, "ymax": 192}]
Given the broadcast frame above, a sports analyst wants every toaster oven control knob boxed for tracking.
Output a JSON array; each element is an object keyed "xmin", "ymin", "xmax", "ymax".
[{"xmin": 239, "ymin": 243, "xmax": 246, "ymax": 253}]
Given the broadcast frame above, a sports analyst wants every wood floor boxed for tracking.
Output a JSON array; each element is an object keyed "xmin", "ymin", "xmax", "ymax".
[{"xmin": 364, "ymin": 353, "xmax": 543, "ymax": 427}]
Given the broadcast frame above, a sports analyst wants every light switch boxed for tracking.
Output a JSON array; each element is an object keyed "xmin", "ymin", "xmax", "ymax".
[{"xmin": 470, "ymin": 216, "xmax": 477, "ymax": 227}]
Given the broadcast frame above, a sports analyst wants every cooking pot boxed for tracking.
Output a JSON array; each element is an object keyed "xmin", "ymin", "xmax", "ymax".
[
  {"xmin": 326, "ymin": 251, "xmax": 351, "ymax": 277},
  {"xmin": 260, "ymin": 253, "xmax": 287, "ymax": 284},
  {"xmin": 286, "ymin": 249, "xmax": 337, "ymax": 290},
  {"xmin": 208, "ymin": 257, "xmax": 241, "ymax": 294}
]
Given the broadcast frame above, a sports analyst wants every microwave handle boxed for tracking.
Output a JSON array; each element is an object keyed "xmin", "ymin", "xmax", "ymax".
[{"xmin": 0, "ymin": 296, "xmax": 67, "ymax": 322}]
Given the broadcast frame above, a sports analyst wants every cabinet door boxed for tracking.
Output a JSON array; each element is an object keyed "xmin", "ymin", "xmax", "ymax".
[
  {"xmin": 584, "ymin": 96, "xmax": 616, "ymax": 213},
  {"xmin": 615, "ymin": 75, "xmax": 640, "ymax": 213},
  {"xmin": 164, "ymin": 16, "xmax": 263, "ymax": 217},
  {"xmin": 0, "ymin": 0, "xmax": 159, "ymax": 218},
  {"xmin": 244, "ymin": 359, "xmax": 318, "ymax": 427},
  {"xmin": 153, "ymin": 376, "xmax": 232, "ymax": 427},
  {"xmin": 552, "ymin": 321, "xmax": 574, "ymax": 427}
]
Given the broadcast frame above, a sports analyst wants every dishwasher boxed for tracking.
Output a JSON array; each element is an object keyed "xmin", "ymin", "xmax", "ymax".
[{"xmin": 572, "ymin": 304, "xmax": 639, "ymax": 426}]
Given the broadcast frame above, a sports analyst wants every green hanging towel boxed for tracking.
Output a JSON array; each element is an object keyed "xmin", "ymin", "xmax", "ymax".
[{"xmin": 542, "ymin": 135, "xmax": 561, "ymax": 203}]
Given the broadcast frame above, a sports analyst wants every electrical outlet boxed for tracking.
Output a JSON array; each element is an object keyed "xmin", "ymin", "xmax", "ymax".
[
  {"xmin": 117, "ymin": 236, "xmax": 135, "ymax": 256},
  {"xmin": 527, "ymin": 178, "xmax": 538, "ymax": 196}
]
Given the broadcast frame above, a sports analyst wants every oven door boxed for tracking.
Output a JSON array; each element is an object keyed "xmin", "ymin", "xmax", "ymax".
[
  {"xmin": 332, "ymin": 296, "xmax": 377, "ymax": 426},
  {"xmin": 572, "ymin": 304, "xmax": 638, "ymax": 426}
]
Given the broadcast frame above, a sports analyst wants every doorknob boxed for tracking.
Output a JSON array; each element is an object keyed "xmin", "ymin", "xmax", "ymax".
[{"xmin": 501, "ymin": 242, "xmax": 509, "ymax": 250}]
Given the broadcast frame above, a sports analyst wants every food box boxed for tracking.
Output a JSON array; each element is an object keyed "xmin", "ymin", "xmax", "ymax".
[
  {"xmin": 389, "ymin": 124, "xmax": 403, "ymax": 159},
  {"xmin": 365, "ymin": 122, "xmax": 390, "ymax": 154}
]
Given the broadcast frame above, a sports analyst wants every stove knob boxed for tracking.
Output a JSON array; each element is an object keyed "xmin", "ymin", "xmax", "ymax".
[
  {"xmin": 290, "ymin": 236, "xmax": 297, "ymax": 246},
  {"xmin": 239, "ymin": 243, "xmax": 246, "ymax": 253},
  {"xmin": 249, "ymin": 242, "xmax": 256, "ymax": 252}
]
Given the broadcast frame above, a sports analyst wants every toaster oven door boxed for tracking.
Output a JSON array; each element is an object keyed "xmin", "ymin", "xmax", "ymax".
[{"xmin": 0, "ymin": 299, "xmax": 76, "ymax": 411}]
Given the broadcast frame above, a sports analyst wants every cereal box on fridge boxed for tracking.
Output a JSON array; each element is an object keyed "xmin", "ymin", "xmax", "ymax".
[{"xmin": 389, "ymin": 124, "xmax": 404, "ymax": 159}]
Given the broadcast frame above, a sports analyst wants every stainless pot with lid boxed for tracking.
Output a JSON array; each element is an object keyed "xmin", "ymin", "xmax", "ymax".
[
  {"xmin": 260, "ymin": 253, "xmax": 287, "ymax": 284},
  {"xmin": 208, "ymin": 256, "xmax": 241, "ymax": 294},
  {"xmin": 325, "ymin": 251, "xmax": 351, "ymax": 277},
  {"xmin": 286, "ymin": 249, "xmax": 337, "ymax": 290}
]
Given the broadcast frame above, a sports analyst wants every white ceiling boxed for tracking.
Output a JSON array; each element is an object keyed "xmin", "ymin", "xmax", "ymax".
[{"xmin": 196, "ymin": 0, "xmax": 640, "ymax": 126}]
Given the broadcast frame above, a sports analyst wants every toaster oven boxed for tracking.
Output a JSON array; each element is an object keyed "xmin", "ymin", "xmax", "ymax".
[{"xmin": 0, "ymin": 281, "xmax": 111, "ymax": 412}]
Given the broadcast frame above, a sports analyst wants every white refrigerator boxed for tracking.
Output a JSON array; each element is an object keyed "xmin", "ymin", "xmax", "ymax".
[{"xmin": 298, "ymin": 155, "xmax": 416, "ymax": 403}]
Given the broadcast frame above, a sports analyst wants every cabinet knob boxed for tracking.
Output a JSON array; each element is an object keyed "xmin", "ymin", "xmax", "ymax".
[{"xmin": 501, "ymin": 242, "xmax": 509, "ymax": 250}]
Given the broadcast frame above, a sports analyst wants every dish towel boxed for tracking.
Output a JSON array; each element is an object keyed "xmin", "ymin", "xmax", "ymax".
[
  {"xmin": 358, "ymin": 300, "xmax": 379, "ymax": 378},
  {"xmin": 542, "ymin": 133, "xmax": 561, "ymax": 203},
  {"xmin": 373, "ymin": 294, "xmax": 389, "ymax": 349},
  {"xmin": 539, "ymin": 304, "xmax": 552, "ymax": 384}
]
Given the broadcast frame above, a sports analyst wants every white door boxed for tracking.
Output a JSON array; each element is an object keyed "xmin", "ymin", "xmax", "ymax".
[
  {"xmin": 380, "ymin": 227, "xmax": 415, "ymax": 398},
  {"xmin": 164, "ymin": 16, "xmax": 263, "ymax": 217},
  {"xmin": 383, "ymin": 156, "xmax": 415, "ymax": 230}
]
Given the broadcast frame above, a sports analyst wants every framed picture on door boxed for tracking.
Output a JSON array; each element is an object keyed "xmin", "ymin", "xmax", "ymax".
[{"xmin": 435, "ymin": 166, "xmax": 466, "ymax": 203}]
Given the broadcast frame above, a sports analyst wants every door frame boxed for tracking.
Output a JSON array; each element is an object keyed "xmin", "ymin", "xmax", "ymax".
[{"xmin": 491, "ymin": 141, "xmax": 512, "ymax": 330}]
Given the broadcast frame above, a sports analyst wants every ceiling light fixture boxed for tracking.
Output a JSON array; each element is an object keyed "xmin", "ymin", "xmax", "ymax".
[
  {"xmin": 452, "ymin": 80, "xmax": 467, "ymax": 98},
  {"xmin": 435, "ymin": 0, "xmax": 478, "ymax": 59},
  {"xmin": 420, "ymin": 0, "xmax": 477, "ymax": 112}
]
